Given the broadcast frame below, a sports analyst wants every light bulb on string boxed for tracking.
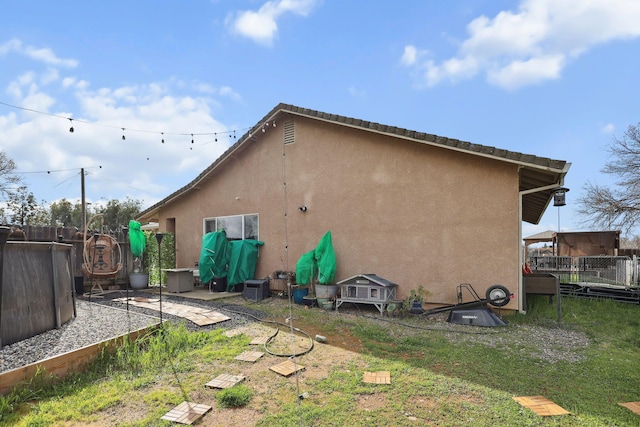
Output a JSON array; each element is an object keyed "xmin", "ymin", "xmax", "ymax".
[
  {"xmin": 68, "ymin": 118, "xmax": 74, "ymax": 133},
  {"xmin": 161, "ymin": 132, "xmax": 165, "ymax": 143},
  {"xmin": 191, "ymin": 134, "xmax": 194, "ymax": 144},
  {"xmin": 214, "ymin": 133, "xmax": 217, "ymax": 142},
  {"xmin": 273, "ymin": 121, "xmax": 276, "ymax": 127},
  {"xmin": 122, "ymin": 128, "xmax": 126, "ymax": 141}
]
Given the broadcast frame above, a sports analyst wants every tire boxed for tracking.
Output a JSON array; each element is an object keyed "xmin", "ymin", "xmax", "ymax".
[{"xmin": 486, "ymin": 284, "xmax": 511, "ymax": 307}]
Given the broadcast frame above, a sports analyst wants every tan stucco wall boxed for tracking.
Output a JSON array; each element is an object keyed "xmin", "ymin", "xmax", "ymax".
[{"xmin": 149, "ymin": 116, "xmax": 520, "ymax": 308}]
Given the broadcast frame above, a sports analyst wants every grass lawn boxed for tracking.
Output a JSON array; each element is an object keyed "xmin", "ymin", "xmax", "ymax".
[{"xmin": 2, "ymin": 294, "xmax": 640, "ymax": 426}]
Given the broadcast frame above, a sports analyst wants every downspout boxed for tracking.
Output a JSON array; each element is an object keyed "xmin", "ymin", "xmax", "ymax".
[{"xmin": 518, "ymin": 179, "xmax": 566, "ymax": 314}]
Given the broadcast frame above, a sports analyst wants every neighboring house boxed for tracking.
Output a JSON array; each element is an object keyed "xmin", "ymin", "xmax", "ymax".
[
  {"xmin": 525, "ymin": 230, "xmax": 621, "ymax": 257},
  {"xmin": 137, "ymin": 103, "xmax": 570, "ymax": 310}
]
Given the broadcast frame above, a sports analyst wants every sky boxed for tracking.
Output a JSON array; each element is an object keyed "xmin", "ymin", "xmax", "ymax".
[{"xmin": 1, "ymin": 0, "xmax": 640, "ymax": 239}]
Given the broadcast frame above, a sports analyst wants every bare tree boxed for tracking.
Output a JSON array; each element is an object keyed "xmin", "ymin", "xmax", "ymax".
[
  {"xmin": 577, "ymin": 123, "xmax": 640, "ymax": 233},
  {"xmin": 0, "ymin": 150, "xmax": 21, "ymax": 199}
]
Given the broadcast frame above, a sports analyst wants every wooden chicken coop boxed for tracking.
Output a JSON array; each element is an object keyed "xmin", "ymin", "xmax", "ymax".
[{"xmin": 336, "ymin": 274, "xmax": 398, "ymax": 315}]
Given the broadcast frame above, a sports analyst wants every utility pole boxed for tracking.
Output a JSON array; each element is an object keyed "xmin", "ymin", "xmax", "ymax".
[{"xmin": 81, "ymin": 168, "xmax": 86, "ymax": 232}]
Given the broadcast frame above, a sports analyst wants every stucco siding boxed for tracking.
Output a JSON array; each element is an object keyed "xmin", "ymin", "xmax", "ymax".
[{"xmin": 152, "ymin": 116, "xmax": 520, "ymax": 307}]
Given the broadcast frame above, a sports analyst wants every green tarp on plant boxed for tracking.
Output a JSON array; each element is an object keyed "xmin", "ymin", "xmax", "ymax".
[
  {"xmin": 198, "ymin": 230, "xmax": 230, "ymax": 284},
  {"xmin": 295, "ymin": 231, "xmax": 336, "ymax": 285},
  {"xmin": 226, "ymin": 239, "xmax": 265, "ymax": 290},
  {"xmin": 315, "ymin": 231, "xmax": 336, "ymax": 284},
  {"xmin": 295, "ymin": 249, "xmax": 318, "ymax": 285},
  {"xmin": 128, "ymin": 220, "xmax": 146, "ymax": 258}
]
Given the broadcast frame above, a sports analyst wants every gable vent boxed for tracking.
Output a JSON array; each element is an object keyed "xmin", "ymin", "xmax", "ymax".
[{"xmin": 283, "ymin": 121, "xmax": 295, "ymax": 145}]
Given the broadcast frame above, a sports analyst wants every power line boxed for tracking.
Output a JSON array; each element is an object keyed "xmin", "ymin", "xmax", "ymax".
[{"xmin": 12, "ymin": 166, "xmax": 102, "ymax": 175}]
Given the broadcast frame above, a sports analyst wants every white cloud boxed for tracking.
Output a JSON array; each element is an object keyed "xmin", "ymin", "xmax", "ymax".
[
  {"xmin": 24, "ymin": 45, "xmax": 78, "ymax": 68},
  {"xmin": 486, "ymin": 53, "xmax": 565, "ymax": 89},
  {"xmin": 402, "ymin": 0, "xmax": 640, "ymax": 90},
  {"xmin": 41, "ymin": 67, "xmax": 60, "ymax": 85},
  {"xmin": 0, "ymin": 38, "xmax": 78, "ymax": 68},
  {"xmin": 0, "ymin": 40, "xmax": 237, "ymax": 207},
  {"xmin": 601, "ymin": 123, "xmax": 615, "ymax": 133},
  {"xmin": 62, "ymin": 77, "xmax": 76, "ymax": 88},
  {"xmin": 0, "ymin": 39, "xmax": 22, "ymax": 55},
  {"xmin": 228, "ymin": 0, "xmax": 318, "ymax": 46},
  {"xmin": 400, "ymin": 45, "xmax": 418, "ymax": 66},
  {"xmin": 22, "ymin": 91, "xmax": 56, "ymax": 112},
  {"xmin": 347, "ymin": 86, "xmax": 366, "ymax": 98},
  {"xmin": 218, "ymin": 85, "xmax": 242, "ymax": 102}
]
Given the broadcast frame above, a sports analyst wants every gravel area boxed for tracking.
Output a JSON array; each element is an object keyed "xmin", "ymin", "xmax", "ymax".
[
  {"xmin": 0, "ymin": 290, "xmax": 266, "ymax": 374},
  {"xmin": 352, "ymin": 307, "xmax": 591, "ymax": 365},
  {"xmin": 442, "ymin": 323, "xmax": 591, "ymax": 364}
]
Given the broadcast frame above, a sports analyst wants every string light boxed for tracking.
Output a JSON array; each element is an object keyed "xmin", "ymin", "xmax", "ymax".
[{"xmin": 0, "ymin": 100, "xmax": 281, "ymax": 155}]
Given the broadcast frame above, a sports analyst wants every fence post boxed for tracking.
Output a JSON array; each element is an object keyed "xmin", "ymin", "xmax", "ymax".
[{"xmin": 0, "ymin": 227, "xmax": 11, "ymax": 349}]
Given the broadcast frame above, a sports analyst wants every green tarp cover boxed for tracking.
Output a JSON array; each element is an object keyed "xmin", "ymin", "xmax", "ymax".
[
  {"xmin": 315, "ymin": 231, "xmax": 336, "ymax": 284},
  {"xmin": 128, "ymin": 220, "xmax": 146, "ymax": 258},
  {"xmin": 199, "ymin": 230, "xmax": 230, "ymax": 284},
  {"xmin": 295, "ymin": 249, "xmax": 318, "ymax": 285},
  {"xmin": 295, "ymin": 231, "xmax": 336, "ymax": 286},
  {"xmin": 226, "ymin": 239, "xmax": 264, "ymax": 290}
]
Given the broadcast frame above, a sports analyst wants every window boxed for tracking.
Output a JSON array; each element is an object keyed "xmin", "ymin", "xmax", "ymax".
[{"xmin": 203, "ymin": 214, "xmax": 258, "ymax": 240}]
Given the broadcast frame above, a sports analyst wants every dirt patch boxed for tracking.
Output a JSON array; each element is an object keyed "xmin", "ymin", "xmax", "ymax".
[
  {"xmin": 357, "ymin": 392, "xmax": 389, "ymax": 411},
  {"xmin": 78, "ymin": 321, "xmax": 360, "ymax": 426},
  {"xmin": 51, "ymin": 297, "xmax": 587, "ymax": 426}
]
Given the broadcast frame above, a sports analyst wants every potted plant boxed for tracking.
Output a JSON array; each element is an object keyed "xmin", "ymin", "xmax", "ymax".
[
  {"xmin": 405, "ymin": 285, "xmax": 428, "ymax": 315},
  {"xmin": 314, "ymin": 282, "xmax": 338, "ymax": 299},
  {"xmin": 128, "ymin": 220, "xmax": 148, "ymax": 289},
  {"xmin": 296, "ymin": 231, "xmax": 338, "ymax": 305}
]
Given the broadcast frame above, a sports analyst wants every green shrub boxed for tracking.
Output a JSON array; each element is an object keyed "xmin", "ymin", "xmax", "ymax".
[{"xmin": 216, "ymin": 385, "xmax": 253, "ymax": 408}]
